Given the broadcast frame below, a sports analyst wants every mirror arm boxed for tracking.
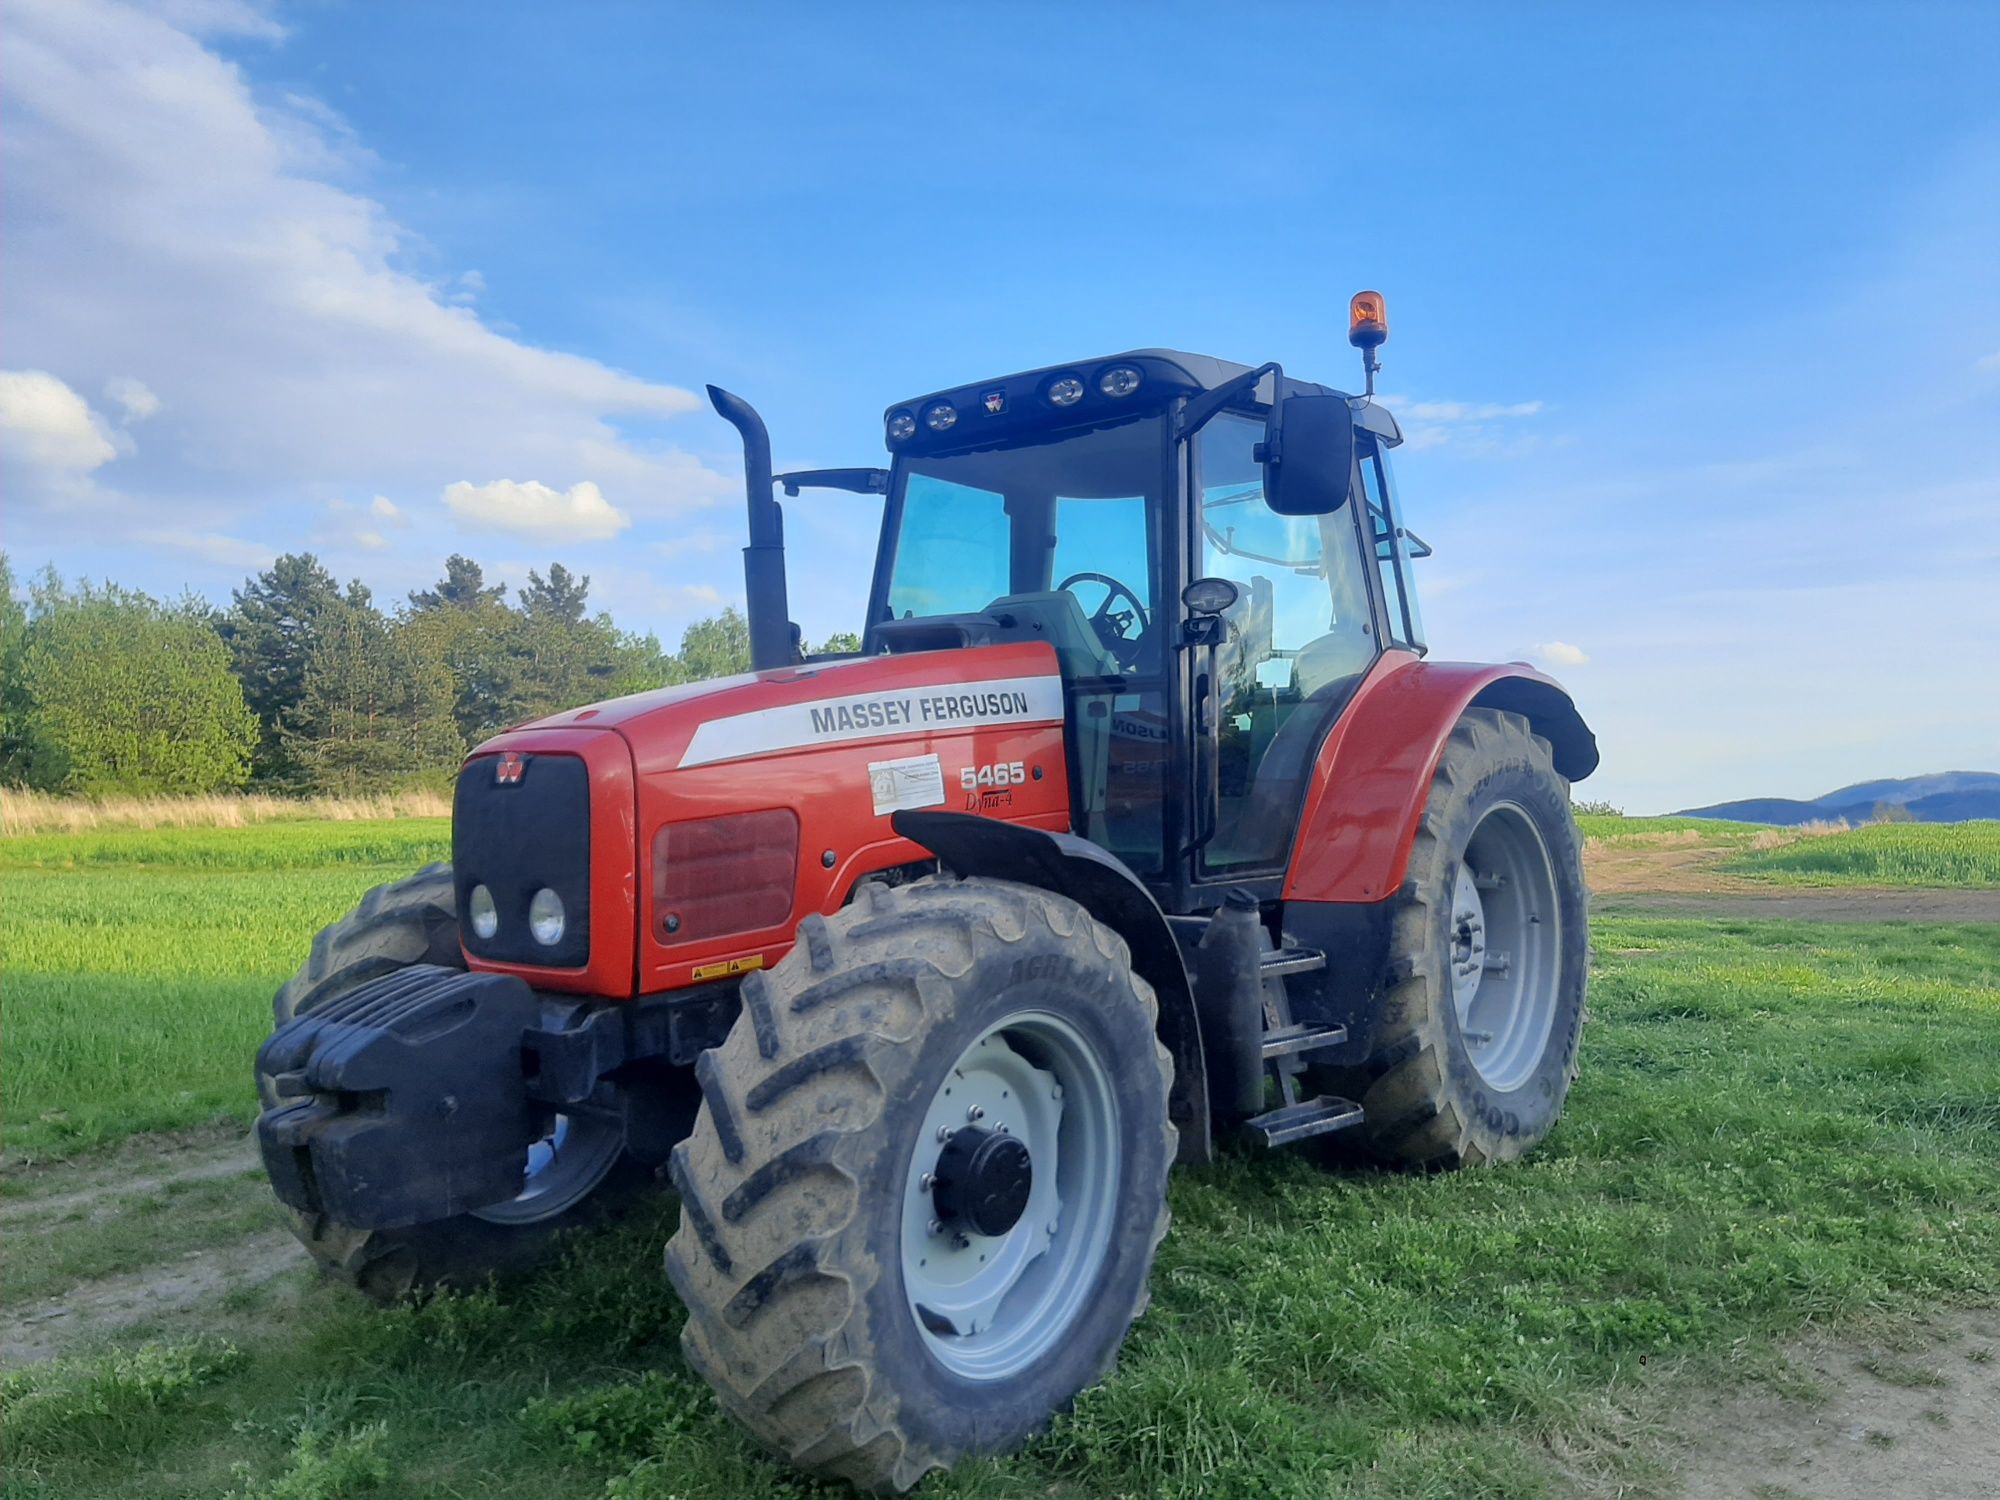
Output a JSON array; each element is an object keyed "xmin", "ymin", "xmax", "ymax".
[
  {"xmin": 1173, "ymin": 362, "xmax": 1281, "ymax": 440},
  {"xmin": 774, "ymin": 467, "xmax": 891, "ymax": 498}
]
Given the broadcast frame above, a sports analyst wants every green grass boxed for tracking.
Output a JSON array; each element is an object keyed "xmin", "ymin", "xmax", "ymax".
[
  {"xmin": 6, "ymin": 891, "xmax": 1998, "ymax": 1498},
  {"xmin": 1574, "ymin": 813, "xmax": 1764, "ymax": 842},
  {"xmin": 1726, "ymin": 821, "xmax": 2000, "ymax": 889},
  {"xmin": 0, "ymin": 819, "xmax": 448, "ymax": 1160}
]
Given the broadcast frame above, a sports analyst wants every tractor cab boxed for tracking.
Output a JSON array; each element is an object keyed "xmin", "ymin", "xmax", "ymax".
[{"xmin": 726, "ymin": 306, "xmax": 1430, "ymax": 906}]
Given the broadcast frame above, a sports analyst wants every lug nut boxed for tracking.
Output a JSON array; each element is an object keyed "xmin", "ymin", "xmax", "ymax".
[
  {"xmin": 937, "ymin": 1125, "xmax": 953, "ymax": 1142},
  {"xmin": 966, "ymin": 1105, "xmax": 984, "ymax": 1121},
  {"xmin": 919, "ymin": 1172, "xmax": 934, "ymax": 1191},
  {"xmin": 928, "ymin": 1219, "xmax": 944, "ymax": 1236}
]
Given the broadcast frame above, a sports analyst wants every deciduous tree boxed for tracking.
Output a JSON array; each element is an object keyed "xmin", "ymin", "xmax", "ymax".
[{"xmin": 18, "ymin": 576, "xmax": 257, "ymax": 795}]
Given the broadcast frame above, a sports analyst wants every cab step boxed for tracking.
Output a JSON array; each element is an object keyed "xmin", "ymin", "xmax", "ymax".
[
  {"xmin": 1258, "ymin": 946, "xmax": 1326, "ymax": 978},
  {"xmin": 1245, "ymin": 1094, "xmax": 1365, "ymax": 1148},
  {"xmin": 1259, "ymin": 1021, "xmax": 1348, "ymax": 1060}
]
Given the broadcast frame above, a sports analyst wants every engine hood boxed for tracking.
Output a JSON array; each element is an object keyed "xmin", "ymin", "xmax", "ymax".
[{"xmin": 487, "ymin": 642, "xmax": 1067, "ymax": 778}]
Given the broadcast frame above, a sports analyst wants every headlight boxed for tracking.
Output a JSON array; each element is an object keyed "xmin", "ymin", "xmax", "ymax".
[
  {"xmin": 468, "ymin": 883, "xmax": 499, "ymax": 940},
  {"xmin": 887, "ymin": 410, "xmax": 916, "ymax": 441},
  {"xmin": 529, "ymin": 888, "xmax": 566, "ymax": 947},
  {"xmin": 1046, "ymin": 376, "xmax": 1085, "ymax": 408},
  {"xmin": 1099, "ymin": 364, "xmax": 1143, "ymax": 398},
  {"xmin": 922, "ymin": 400, "xmax": 958, "ymax": 432}
]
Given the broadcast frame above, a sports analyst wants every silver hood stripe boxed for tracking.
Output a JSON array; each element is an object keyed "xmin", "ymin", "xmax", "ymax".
[{"xmin": 677, "ymin": 673, "xmax": 1064, "ymax": 768}]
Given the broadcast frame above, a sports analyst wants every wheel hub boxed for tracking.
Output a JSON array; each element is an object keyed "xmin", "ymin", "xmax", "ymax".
[
  {"xmin": 932, "ymin": 1126, "xmax": 1033, "ymax": 1238},
  {"xmin": 900, "ymin": 1015, "xmax": 1119, "ymax": 1380},
  {"xmin": 1448, "ymin": 802, "xmax": 1562, "ymax": 1092},
  {"xmin": 1449, "ymin": 862, "xmax": 1488, "ymax": 1014}
]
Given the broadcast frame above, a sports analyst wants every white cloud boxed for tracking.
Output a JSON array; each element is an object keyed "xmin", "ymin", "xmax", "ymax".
[
  {"xmin": 0, "ymin": 0, "xmax": 729, "ymax": 561},
  {"xmin": 134, "ymin": 527, "xmax": 274, "ymax": 569},
  {"xmin": 1384, "ymin": 395, "xmax": 1546, "ymax": 453},
  {"xmin": 444, "ymin": 479, "xmax": 631, "ymax": 541},
  {"xmin": 1977, "ymin": 350, "xmax": 2000, "ymax": 372},
  {"xmin": 0, "ymin": 370, "xmax": 121, "ymax": 472},
  {"xmin": 1401, "ymin": 399, "xmax": 1546, "ymax": 423},
  {"xmin": 104, "ymin": 375, "xmax": 161, "ymax": 422},
  {"xmin": 369, "ymin": 495, "xmax": 403, "ymax": 523},
  {"xmin": 354, "ymin": 530, "xmax": 388, "ymax": 550},
  {"xmin": 1532, "ymin": 640, "xmax": 1590, "ymax": 668}
]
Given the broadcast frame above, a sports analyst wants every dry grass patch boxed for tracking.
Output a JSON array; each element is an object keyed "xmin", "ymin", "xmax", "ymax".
[{"xmin": 0, "ymin": 788, "xmax": 450, "ymax": 837}]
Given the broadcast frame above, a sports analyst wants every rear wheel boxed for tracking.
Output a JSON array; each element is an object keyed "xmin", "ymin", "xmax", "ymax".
[
  {"xmin": 666, "ymin": 877, "xmax": 1174, "ymax": 1493},
  {"xmin": 262, "ymin": 864, "xmax": 656, "ymax": 1300},
  {"xmin": 1328, "ymin": 708, "xmax": 1587, "ymax": 1167}
]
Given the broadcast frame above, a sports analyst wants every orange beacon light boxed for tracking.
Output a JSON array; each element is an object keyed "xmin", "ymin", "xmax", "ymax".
[
  {"xmin": 1348, "ymin": 290, "xmax": 1387, "ymax": 395},
  {"xmin": 1348, "ymin": 290, "xmax": 1388, "ymax": 350}
]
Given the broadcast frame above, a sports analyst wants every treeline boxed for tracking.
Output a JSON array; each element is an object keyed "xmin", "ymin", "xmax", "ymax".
[{"xmin": 0, "ymin": 552, "xmax": 857, "ymax": 798}]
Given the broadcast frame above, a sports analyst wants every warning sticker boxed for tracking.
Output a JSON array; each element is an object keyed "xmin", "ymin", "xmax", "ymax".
[{"xmin": 868, "ymin": 753, "xmax": 946, "ymax": 817}]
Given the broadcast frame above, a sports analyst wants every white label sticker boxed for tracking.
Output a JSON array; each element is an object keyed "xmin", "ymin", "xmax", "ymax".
[{"xmin": 868, "ymin": 753, "xmax": 946, "ymax": 817}]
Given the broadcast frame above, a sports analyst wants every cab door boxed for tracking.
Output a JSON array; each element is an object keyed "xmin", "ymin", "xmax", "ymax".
[{"xmin": 1187, "ymin": 410, "xmax": 1382, "ymax": 881}]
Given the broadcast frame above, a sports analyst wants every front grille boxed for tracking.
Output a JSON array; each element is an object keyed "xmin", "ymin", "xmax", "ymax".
[{"xmin": 454, "ymin": 752, "xmax": 592, "ymax": 968}]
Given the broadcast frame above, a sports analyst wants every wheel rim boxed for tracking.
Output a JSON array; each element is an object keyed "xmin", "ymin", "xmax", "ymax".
[
  {"xmin": 469, "ymin": 1111, "xmax": 624, "ymax": 1225},
  {"xmin": 1448, "ymin": 801, "xmax": 1562, "ymax": 1093},
  {"xmin": 900, "ymin": 1010, "xmax": 1120, "ymax": 1382}
]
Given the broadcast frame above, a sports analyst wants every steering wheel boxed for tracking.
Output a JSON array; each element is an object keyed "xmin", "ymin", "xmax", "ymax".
[{"xmin": 1056, "ymin": 571, "xmax": 1151, "ymax": 667}]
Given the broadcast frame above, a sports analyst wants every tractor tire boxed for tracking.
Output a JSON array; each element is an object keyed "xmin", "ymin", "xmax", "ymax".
[
  {"xmin": 262, "ymin": 863, "xmax": 657, "ymax": 1302},
  {"xmin": 1330, "ymin": 708, "xmax": 1588, "ymax": 1168},
  {"xmin": 667, "ymin": 876, "xmax": 1175, "ymax": 1494}
]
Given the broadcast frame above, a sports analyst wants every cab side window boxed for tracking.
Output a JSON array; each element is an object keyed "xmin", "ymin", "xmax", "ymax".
[
  {"xmin": 1196, "ymin": 412, "xmax": 1378, "ymax": 870},
  {"xmin": 1360, "ymin": 446, "xmax": 1425, "ymax": 650}
]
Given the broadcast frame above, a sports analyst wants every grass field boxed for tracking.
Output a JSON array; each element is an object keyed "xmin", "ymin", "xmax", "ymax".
[
  {"xmin": 1, "ymin": 821, "xmax": 448, "ymax": 1161},
  {"xmin": 1725, "ymin": 820, "xmax": 2000, "ymax": 888},
  {"xmin": 4, "ymin": 816, "xmax": 1999, "ymax": 1498}
]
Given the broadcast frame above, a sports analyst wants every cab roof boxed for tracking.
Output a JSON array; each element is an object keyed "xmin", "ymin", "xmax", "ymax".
[{"xmin": 884, "ymin": 348, "xmax": 1401, "ymax": 453}]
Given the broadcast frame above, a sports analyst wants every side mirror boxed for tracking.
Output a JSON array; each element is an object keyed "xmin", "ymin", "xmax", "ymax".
[{"xmin": 1263, "ymin": 394, "xmax": 1355, "ymax": 516}]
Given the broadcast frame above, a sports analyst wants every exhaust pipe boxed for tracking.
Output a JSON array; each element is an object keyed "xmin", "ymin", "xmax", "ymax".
[{"xmin": 707, "ymin": 385, "xmax": 792, "ymax": 672}]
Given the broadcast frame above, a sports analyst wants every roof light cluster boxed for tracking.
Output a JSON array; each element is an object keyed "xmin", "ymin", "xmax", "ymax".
[{"xmin": 886, "ymin": 362, "xmax": 1146, "ymax": 444}]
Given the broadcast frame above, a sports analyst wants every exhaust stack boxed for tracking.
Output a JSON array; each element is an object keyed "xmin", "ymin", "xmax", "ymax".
[{"xmin": 707, "ymin": 385, "xmax": 793, "ymax": 672}]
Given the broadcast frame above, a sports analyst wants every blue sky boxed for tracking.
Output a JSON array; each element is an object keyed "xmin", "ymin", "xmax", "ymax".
[{"xmin": 3, "ymin": 0, "xmax": 1996, "ymax": 811}]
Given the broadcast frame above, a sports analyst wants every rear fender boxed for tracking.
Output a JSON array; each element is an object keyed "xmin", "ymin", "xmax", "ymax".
[
  {"xmin": 892, "ymin": 810, "xmax": 1212, "ymax": 1164},
  {"xmin": 1283, "ymin": 656, "xmax": 1597, "ymax": 903}
]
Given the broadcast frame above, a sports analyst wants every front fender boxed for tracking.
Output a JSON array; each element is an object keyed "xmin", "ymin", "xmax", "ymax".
[
  {"xmin": 1283, "ymin": 655, "xmax": 1597, "ymax": 903},
  {"xmin": 892, "ymin": 810, "xmax": 1212, "ymax": 1163}
]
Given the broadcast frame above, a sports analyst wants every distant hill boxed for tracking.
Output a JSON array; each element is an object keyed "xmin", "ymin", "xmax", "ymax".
[{"xmin": 1676, "ymin": 771, "xmax": 2000, "ymax": 826}]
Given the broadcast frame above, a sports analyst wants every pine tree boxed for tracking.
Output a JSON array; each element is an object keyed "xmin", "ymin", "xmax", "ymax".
[
  {"xmin": 409, "ymin": 555, "xmax": 506, "ymax": 613},
  {"xmin": 286, "ymin": 599, "xmax": 464, "ymax": 794},
  {"xmin": 220, "ymin": 553, "xmax": 347, "ymax": 785}
]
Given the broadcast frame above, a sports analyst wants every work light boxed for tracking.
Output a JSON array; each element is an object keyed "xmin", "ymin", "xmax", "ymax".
[
  {"xmin": 529, "ymin": 888, "xmax": 566, "ymax": 947},
  {"xmin": 923, "ymin": 401, "xmax": 958, "ymax": 432},
  {"xmin": 1098, "ymin": 365, "xmax": 1143, "ymax": 398},
  {"xmin": 1046, "ymin": 376, "xmax": 1084, "ymax": 407},
  {"xmin": 887, "ymin": 410, "xmax": 917, "ymax": 441},
  {"xmin": 468, "ymin": 883, "xmax": 498, "ymax": 940}
]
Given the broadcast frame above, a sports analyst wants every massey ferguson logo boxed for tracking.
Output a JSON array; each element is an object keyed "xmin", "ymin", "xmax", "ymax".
[{"xmin": 495, "ymin": 752, "xmax": 526, "ymax": 785}]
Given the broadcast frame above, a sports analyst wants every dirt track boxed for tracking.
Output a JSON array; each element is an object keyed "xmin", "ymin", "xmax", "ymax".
[
  {"xmin": 1675, "ymin": 1311, "xmax": 2000, "ymax": 1500},
  {"xmin": 1596, "ymin": 889, "xmax": 2000, "ymax": 922},
  {"xmin": 1583, "ymin": 832, "xmax": 1999, "ymax": 923}
]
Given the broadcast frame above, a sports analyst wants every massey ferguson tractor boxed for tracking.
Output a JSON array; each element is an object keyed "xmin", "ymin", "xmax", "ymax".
[{"xmin": 256, "ymin": 293, "xmax": 1597, "ymax": 1492}]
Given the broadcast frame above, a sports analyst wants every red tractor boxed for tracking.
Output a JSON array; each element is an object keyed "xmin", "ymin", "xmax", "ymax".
[{"xmin": 257, "ymin": 294, "xmax": 1596, "ymax": 1492}]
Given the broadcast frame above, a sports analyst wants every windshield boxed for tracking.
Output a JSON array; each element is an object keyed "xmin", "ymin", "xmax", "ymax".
[{"xmin": 878, "ymin": 415, "xmax": 1163, "ymax": 628}]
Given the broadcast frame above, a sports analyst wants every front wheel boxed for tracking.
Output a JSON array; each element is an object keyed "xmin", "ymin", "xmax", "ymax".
[{"xmin": 666, "ymin": 877, "xmax": 1174, "ymax": 1493}]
